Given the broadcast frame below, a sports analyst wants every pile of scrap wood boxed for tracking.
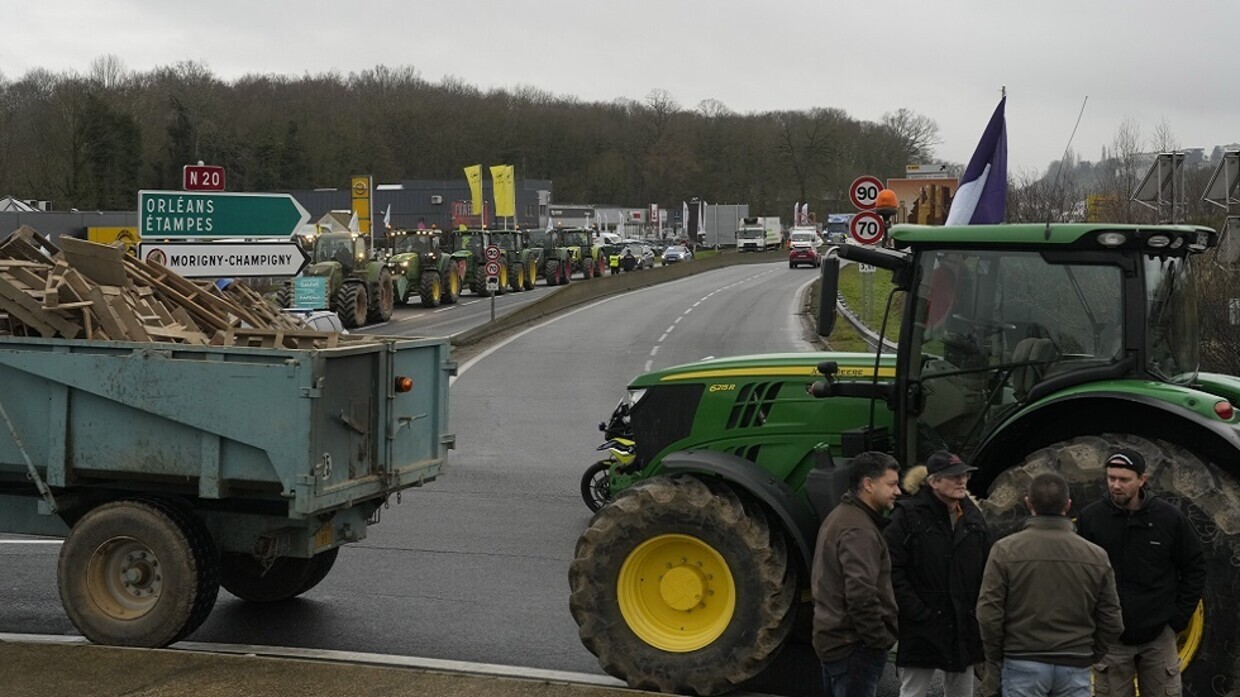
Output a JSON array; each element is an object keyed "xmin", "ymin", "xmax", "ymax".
[{"xmin": 0, "ymin": 226, "xmax": 358, "ymax": 349}]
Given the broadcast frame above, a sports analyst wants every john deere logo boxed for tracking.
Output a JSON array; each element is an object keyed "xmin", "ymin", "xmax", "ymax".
[{"xmin": 352, "ymin": 179, "xmax": 368, "ymax": 196}]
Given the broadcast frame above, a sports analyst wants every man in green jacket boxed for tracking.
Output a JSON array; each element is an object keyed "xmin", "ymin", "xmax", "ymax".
[
  {"xmin": 812, "ymin": 451, "xmax": 902, "ymax": 697},
  {"xmin": 976, "ymin": 472, "xmax": 1123, "ymax": 697}
]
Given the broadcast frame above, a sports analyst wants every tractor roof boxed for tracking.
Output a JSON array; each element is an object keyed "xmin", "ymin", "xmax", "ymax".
[{"xmin": 890, "ymin": 223, "xmax": 1217, "ymax": 252}]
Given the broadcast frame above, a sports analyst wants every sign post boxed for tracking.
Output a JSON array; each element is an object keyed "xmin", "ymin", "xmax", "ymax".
[
  {"xmin": 484, "ymin": 244, "xmax": 502, "ymax": 321},
  {"xmin": 138, "ymin": 191, "xmax": 310, "ymax": 239}
]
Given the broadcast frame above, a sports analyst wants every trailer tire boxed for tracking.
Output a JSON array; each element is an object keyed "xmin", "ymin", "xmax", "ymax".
[
  {"xmin": 58, "ymin": 499, "xmax": 217, "ymax": 647},
  {"xmin": 419, "ymin": 270, "xmax": 442, "ymax": 308},
  {"xmin": 219, "ymin": 548, "xmax": 339, "ymax": 603},
  {"xmin": 980, "ymin": 433, "xmax": 1240, "ymax": 690},
  {"xmin": 569, "ymin": 475, "xmax": 797, "ymax": 695}
]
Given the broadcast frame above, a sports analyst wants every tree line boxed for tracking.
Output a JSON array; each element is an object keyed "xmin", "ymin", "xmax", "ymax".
[{"xmin": 0, "ymin": 57, "xmax": 941, "ymax": 217}]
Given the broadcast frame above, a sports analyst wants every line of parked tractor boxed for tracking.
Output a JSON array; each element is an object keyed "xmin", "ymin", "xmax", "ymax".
[{"xmin": 274, "ymin": 227, "xmax": 694, "ymax": 329}]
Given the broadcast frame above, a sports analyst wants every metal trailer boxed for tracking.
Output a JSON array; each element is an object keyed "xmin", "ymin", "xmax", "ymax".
[{"xmin": 0, "ymin": 334, "xmax": 454, "ymax": 647}]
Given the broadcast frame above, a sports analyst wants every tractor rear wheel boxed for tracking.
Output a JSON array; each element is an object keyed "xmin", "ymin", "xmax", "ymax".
[
  {"xmin": 980, "ymin": 434, "xmax": 1240, "ymax": 689},
  {"xmin": 335, "ymin": 283, "xmax": 367, "ymax": 328},
  {"xmin": 584, "ymin": 260, "xmax": 594, "ymax": 279},
  {"xmin": 273, "ymin": 286, "xmax": 292, "ymax": 309},
  {"xmin": 58, "ymin": 499, "xmax": 218, "ymax": 647},
  {"xmin": 511, "ymin": 262, "xmax": 525, "ymax": 292},
  {"xmin": 442, "ymin": 266, "xmax": 461, "ymax": 304},
  {"xmin": 419, "ymin": 270, "xmax": 442, "ymax": 308},
  {"xmin": 524, "ymin": 262, "xmax": 537, "ymax": 290},
  {"xmin": 569, "ymin": 475, "xmax": 797, "ymax": 695},
  {"xmin": 367, "ymin": 268, "xmax": 394, "ymax": 323},
  {"xmin": 544, "ymin": 259, "xmax": 561, "ymax": 286},
  {"xmin": 219, "ymin": 548, "xmax": 340, "ymax": 602}
]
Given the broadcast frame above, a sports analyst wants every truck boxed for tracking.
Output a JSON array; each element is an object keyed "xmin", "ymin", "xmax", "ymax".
[
  {"xmin": 0, "ymin": 332, "xmax": 454, "ymax": 647},
  {"xmin": 824, "ymin": 213, "xmax": 853, "ymax": 244},
  {"xmin": 735, "ymin": 216, "xmax": 781, "ymax": 252},
  {"xmin": 569, "ymin": 222, "xmax": 1240, "ymax": 695}
]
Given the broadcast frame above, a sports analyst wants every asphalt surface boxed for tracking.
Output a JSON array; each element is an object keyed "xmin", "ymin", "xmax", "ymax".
[{"xmin": 0, "ymin": 261, "xmax": 916, "ymax": 695}]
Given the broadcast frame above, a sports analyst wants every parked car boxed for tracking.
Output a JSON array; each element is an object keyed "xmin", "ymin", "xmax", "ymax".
[
  {"xmin": 662, "ymin": 245, "xmax": 693, "ymax": 264},
  {"xmin": 789, "ymin": 245, "xmax": 820, "ymax": 268},
  {"xmin": 623, "ymin": 244, "xmax": 657, "ymax": 270}
]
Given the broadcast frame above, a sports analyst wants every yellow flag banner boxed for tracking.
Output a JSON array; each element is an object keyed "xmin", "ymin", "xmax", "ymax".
[
  {"xmin": 490, "ymin": 164, "xmax": 516, "ymax": 218},
  {"xmin": 464, "ymin": 164, "xmax": 483, "ymax": 215},
  {"xmin": 505, "ymin": 165, "xmax": 517, "ymax": 218}
]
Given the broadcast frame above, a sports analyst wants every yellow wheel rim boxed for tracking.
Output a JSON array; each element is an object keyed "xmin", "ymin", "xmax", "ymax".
[
  {"xmin": 617, "ymin": 533, "xmax": 736, "ymax": 652},
  {"xmin": 529, "ymin": 263, "xmax": 537, "ymax": 286},
  {"xmin": 449, "ymin": 271, "xmax": 460, "ymax": 297},
  {"xmin": 431, "ymin": 275, "xmax": 441, "ymax": 303},
  {"xmin": 500, "ymin": 266, "xmax": 508, "ymax": 287},
  {"xmin": 1177, "ymin": 600, "xmax": 1204, "ymax": 671}
]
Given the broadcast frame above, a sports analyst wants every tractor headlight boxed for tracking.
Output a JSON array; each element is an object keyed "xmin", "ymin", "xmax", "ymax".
[{"xmin": 627, "ymin": 388, "xmax": 647, "ymax": 406}]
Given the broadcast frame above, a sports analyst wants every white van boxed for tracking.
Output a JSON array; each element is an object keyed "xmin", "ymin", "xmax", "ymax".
[{"xmin": 789, "ymin": 229, "xmax": 822, "ymax": 250}]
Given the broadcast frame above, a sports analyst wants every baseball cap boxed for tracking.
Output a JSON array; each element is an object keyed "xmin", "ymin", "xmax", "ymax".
[
  {"xmin": 926, "ymin": 450, "xmax": 976, "ymax": 477},
  {"xmin": 1106, "ymin": 448, "xmax": 1146, "ymax": 475}
]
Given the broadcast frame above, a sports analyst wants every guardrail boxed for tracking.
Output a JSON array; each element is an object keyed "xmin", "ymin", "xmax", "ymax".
[{"xmin": 835, "ymin": 293, "xmax": 898, "ymax": 352}]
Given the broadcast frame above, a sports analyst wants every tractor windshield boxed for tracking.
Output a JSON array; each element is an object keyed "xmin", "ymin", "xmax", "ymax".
[
  {"xmin": 494, "ymin": 234, "xmax": 519, "ymax": 251},
  {"xmin": 908, "ymin": 249, "xmax": 1125, "ymax": 459},
  {"xmin": 1145, "ymin": 255, "xmax": 1199, "ymax": 384},
  {"xmin": 395, "ymin": 235, "xmax": 436, "ymax": 255},
  {"xmin": 314, "ymin": 236, "xmax": 355, "ymax": 265},
  {"xmin": 563, "ymin": 231, "xmax": 591, "ymax": 247}
]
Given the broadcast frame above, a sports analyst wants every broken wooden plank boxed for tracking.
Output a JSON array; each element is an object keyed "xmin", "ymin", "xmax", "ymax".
[{"xmin": 58, "ymin": 236, "xmax": 130, "ymax": 287}]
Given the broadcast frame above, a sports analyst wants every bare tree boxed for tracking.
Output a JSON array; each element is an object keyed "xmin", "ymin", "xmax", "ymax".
[
  {"xmin": 89, "ymin": 55, "xmax": 130, "ymax": 90},
  {"xmin": 1150, "ymin": 116, "xmax": 1178, "ymax": 153},
  {"xmin": 881, "ymin": 108, "xmax": 942, "ymax": 162},
  {"xmin": 696, "ymin": 98, "xmax": 732, "ymax": 119}
]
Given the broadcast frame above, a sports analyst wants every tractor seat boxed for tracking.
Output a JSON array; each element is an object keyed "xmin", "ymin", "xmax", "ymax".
[{"xmin": 1011, "ymin": 338, "xmax": 1056, "ymax": 400}]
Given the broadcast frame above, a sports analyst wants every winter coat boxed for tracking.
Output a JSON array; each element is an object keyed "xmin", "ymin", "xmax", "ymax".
[
  {"xmin": 885, "ymin": 478, "xmax": 992, "ymax": 671},
  {"xmin": 1078, "ymin": 489, "xmax": 1206, "ymax": 645},
  {"xmin": 812, "ymin": 492, "xmax": 899, "ymax": 662}
]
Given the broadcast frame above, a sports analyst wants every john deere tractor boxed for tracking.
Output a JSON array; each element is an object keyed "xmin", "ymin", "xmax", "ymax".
[
  {"xmin": 276, "ymin": 231, "xmax": 394, "ymax": 328},
  {"xmin": 530, "ymin": 228, "xmax": 574, "ymax": 286},
  {"xmin": 569, "ymin": 223, "xmax": 1240, "ymax": 695},
  {"xmin": 387, "ymin": 228, "xmax": 460, "ymax": 308},
  {"xmin": 489, "ymin": 229, "xmax": 538, "ymax": 292},
  {"xmin": 444, "ymin": 228, "xmax": 506, "ymax": 297}
]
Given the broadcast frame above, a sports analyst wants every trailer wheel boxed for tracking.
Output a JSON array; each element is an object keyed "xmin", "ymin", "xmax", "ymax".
[
  {"xmin": 58, "ymin": 499, "xmax": 218, "ymax": 647},
  {"xmin": 980, "ymin": 434, "xmax": 1240, "ymax": 689},
  {"xmin": 219, "ymin": 548, "xmax": 340, "ymax": 603},
  {"xmin": 569, "ymin": 475, "xmax": 797, "ymax": 695},
  {"xmin": 335, "ymin": 283, "xmax": 367, "ymax": 328},
  {"xmin": 419, "ymin": 270, "xmax": 442, "ymax": 308}
]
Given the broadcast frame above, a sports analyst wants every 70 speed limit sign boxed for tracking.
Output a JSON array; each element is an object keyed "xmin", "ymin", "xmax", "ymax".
[
  {"xmin": 849, "ymin": 175, "xmax": 884, "ymax": 210},
  {"xmin": 849, "ymin": 210, "xmax": 885, "ymax": 246}
]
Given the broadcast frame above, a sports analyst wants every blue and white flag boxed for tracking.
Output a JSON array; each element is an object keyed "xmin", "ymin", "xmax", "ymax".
[{"xmin": 946, "ymin": 96, "xmax": 1007, "ymax": 225}]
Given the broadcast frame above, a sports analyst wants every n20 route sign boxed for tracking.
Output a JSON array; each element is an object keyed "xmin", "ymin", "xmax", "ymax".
[
  {"xmin": 183, "ymin": 164, "xmax": 225, "ymax": 191},
  {"xmin": 849, "ymin": 210, "xmax": 885, "ymax": 245},
  {"xmin": 139, "ymin": 241, "xmax": 311, "ymax": 278},
  {"xmin": 138, "ymin": 190, "xmax": 311, "ymax": 239},
  {"xmin": 849, "ymin": 175, "xmax": 884, "ymax": 210}
]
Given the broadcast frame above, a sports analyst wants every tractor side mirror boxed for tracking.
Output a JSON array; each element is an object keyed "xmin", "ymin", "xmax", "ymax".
[{"xmin": 817, "ymin": 252, "xmax": 840, "ymax": 337}]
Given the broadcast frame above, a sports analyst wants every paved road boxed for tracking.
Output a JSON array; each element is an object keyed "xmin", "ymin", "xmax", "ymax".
[{"xmin": 0, "ymin": 261, "xmax": 917, "ymax": 695}]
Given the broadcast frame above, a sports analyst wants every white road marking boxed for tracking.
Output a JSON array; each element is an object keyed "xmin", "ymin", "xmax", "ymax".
[
  {"xmin": 649, "ymin": 346, "xmax": 659, "ymax": 356},
  {"xmin": 658, "ymin": 333, "xmax": 668, "ymax": 342}
]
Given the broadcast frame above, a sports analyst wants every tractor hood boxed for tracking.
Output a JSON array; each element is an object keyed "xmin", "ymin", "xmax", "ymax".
[{"xmin": 630, "ymin": 352, "xmax": 896, "ymax": 388}]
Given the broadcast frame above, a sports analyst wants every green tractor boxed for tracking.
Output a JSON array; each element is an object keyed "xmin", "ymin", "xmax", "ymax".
[
  {"xmin": 489, "ymin": 228, "xmax": 539, "ymax": 292},
  {"xmin": 530, "ymin": 228, "xmax": 574, "ymax": 286},
  {"xmin": 569, "ymin": 222, "xmax": 1240, "ymax": 695},
  {"xmin": 558, "ymin": 226, "xmax": 608, "ymax": 280},
  {"xmin": 276, "ymin": 231, "xmax": 394, "ymax": 328},
  {"xmin": 387, "ymin": 228, "xmax": 460, "ymax": 308},
  {"xmin": 444, "ymin": 228, "xmax": 507, "ymax": 297}
]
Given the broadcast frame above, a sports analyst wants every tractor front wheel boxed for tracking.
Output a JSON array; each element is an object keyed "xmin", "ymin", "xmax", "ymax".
[
  {"xmin": 524, "ymin": 262, "xmax": 537, "ymax": 290},
  {"xmin": 273, "ymin": 286, "xmax": 292, "ymax": 309},
  {"xmin": 367, "ymin": 268, "xmax": 394, "ymax": 323},
  {"xmin": 981, "ymin": 434, "xmax": 1240, "ymax": 688},
  {"xmin": 335, "ymin": 283, "xmax": 367, "ymax": 328},
  {"xmin": 569, "ymin": 475, "xmax": 797, "ymax": 695},
  {"xmin": 419, "ymin": 270, "xmax": 442, "ymax": 308}
]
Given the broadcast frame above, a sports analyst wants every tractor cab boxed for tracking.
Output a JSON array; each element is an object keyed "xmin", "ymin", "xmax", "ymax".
[
  {"xmin": 392, "ymin": 230, "xmax": 441, "ymax": 256},
  {"xmin": 819, "ymin": 223, "xmax": 1217, "ymax": 471},
  {"xmin": 312, "ymin": 232, "xmax": 366, "ymax": 272}
]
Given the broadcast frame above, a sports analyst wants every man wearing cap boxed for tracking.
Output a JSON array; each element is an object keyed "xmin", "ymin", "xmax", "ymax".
[
  {"xmin": 885, "ymin": 450, "xmax": 992, "ymax": 697},
  {"xmin": 1077, "ymin": 448, "xmax": 1206, "ymax": 697}
]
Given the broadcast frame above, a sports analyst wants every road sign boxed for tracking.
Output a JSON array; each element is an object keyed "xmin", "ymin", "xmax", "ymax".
[
  {"xmin": 859, "ymin": 263, "xmax": 876, "ymax": 274},
  {"xmin": 292, "ymin": 277, "xmax": 330, "ymax": 310},
  {"xmin": 138, "ymin": 241, "xmax": 310, "ymax": 278},
  {"xmin": 849, "ymin": 211, "xmax": 885, "ymax": 245},
  {"xmin": 183, "ymin": 165, "xmax": 225, "ymax": 192},
  {"xmin": 484, "ymin": 244, "xmax": 502, "ymax": 262},
  {"xmin": 484, "ymin": 260, "xmax": 501, "ymax": 277},
  {"xmin": 138, "ymin": 190, "xmax": 310, "ymax": 239},
  {"xmin": 485, "ymin": 277, "xmax": 500, "ymax": 292},
  {"xmin": 849, "ymin": 176, "xmax": 884, "ymax": 210}
]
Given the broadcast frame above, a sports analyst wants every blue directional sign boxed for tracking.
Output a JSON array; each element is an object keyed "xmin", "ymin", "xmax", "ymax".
[{"xmin": 138, "ymin": 190, "xmax": 311, "ymax": 239}]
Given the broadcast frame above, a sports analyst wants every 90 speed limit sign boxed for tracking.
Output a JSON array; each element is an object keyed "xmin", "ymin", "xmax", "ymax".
[
  {"xmin": 849, "ymin": 175, "xmax": 884, "ymax": 210},
  {"xmin": 849, "ymin": 210, "xmax": 885, "ymax": 246},
  {"xmin": 484, "ymin": 244, "xmax": 502, "ymax": 262}
]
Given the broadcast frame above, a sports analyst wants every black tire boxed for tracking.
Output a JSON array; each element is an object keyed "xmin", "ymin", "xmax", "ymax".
[
  {"xmin": 442, "ymin": 264, "xmax": 461, "ymax": 304},
  {"xmin": 419, "ymin": 270, "xmax": 443, "ymax": 308},
  {"xmin": 511, "ymin": 262, "xmax": 525, "ymax": 292},
  {"xmin": 569, "ymin": 475, "xmax": 798, "ymax": 695},
  {"xmin": 219, "ymin": 547, "xmax": 340, "ymax": 603},
  {"xmin": 335, "ymin": 283, "xmax": 367, "ymax": 328},
  {"xmin": 980, "ymin": 434, "xmax": 1240, "ymax": 688},
  {"xmin": 58, "ymin": 499, "xmax": 218, "ymax": 647},
  {"xmin": 273, "ymin": 286, "xmax": 292, "ymax": 309},
  {"xmin": 523, "ymin": 261, "xmax": 536, "ymax": 290},
  {"xmin": 583, "ymin": 259, "xmax": 594, "ymax": 279},
  {"xmin": 580, "ymin": 461, "xmax": 613, "ymax": 512},
  {"xmin": 367, "ymin": 268, "xmax": 394, "ymax": 322},
  {"xmin": 544, "ymin": 259, "xmax": 561, "ymax": 286}
]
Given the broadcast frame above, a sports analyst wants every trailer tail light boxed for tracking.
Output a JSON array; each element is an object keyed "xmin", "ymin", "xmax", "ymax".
[
  {"xmin": 1214, "ymin": 400, "xmax": 1234, "ymax": 420},
  {"xmin": 395, "ymin": 376, "xmax": 414, "ymax": 393}
]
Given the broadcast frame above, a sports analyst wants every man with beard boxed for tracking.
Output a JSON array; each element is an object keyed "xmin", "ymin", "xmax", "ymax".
[{"xmin": 1077, "ymin": 448, "xmax": 1206, "ymax": 697}]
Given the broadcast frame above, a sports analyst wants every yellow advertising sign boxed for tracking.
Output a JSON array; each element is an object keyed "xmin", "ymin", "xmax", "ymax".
[
  {"xmin": 351, "ymin": 174, "xmax": 372, "ymax": 234},
  {"xmin": 464, "ymin": 165, "xmax": 483, "ymax": 215},
  {"xmin": 490, "ymin": 165, "xmax": 515, "ymax": 218},
  {"xmin": 86, "ymin": 226, "xmax": 140, "ymax": 254}
]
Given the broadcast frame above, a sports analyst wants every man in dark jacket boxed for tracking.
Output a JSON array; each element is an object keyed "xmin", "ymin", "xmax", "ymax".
[
  {"xmin": 1078, "ymin": 448, "xmax": 1206, "ymax": 697},
  {"xmin": 886, "ymin": 451, "xmax": 992, "ymax": 697},
  {"xmin": 813, "ymin": 451, "xmax": 902, "ymax": 697}
]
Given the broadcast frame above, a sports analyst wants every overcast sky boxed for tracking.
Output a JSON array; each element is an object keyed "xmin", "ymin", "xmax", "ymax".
[{"xmin": 6, "ymin": 1, "xmax": 1238, "ymax": 178}]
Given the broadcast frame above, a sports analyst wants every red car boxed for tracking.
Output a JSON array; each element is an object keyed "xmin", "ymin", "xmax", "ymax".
[{"xmin": 789, "ymin": 245, "xmax": 820, "ymax": 268}]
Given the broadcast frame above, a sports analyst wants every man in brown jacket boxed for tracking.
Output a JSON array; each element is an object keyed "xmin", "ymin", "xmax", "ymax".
[
  {"xmin": 812, "ymin": 451, "xmax": 902, "ymax": 697},
  {"xmin": 976, "ymin": 472, "xmax": 1123, "ymax": 697}
]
